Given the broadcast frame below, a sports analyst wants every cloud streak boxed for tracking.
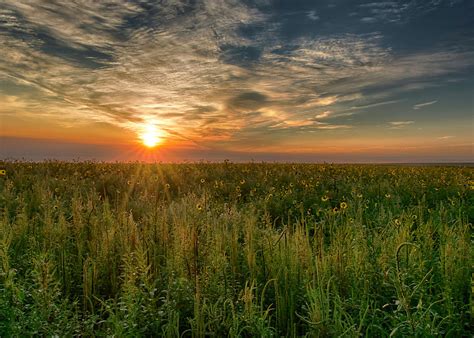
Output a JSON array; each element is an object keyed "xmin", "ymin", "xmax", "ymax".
[
  {"xmin": 413, "ymin": 100, "xmax": 438, "ymax": 109},
  {"xmin": 389, "ymin": 121, "xmax": 414, "ymax": 126}
]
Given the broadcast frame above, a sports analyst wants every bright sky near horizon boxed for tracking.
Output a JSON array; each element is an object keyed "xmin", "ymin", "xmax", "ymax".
[{"xmin": 0, "ymin": 0, "xmax": 473, "ymax": 162}]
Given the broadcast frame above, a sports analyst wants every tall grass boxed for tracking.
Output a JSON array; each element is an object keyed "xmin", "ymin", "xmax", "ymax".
[{"xmin": 0, "ymin": 162, "xmax": 472, "ymax": 336}]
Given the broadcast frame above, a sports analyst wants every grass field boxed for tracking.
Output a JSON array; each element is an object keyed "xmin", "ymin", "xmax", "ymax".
[{"xmin": 0, "ymin": 162, "xmax": 472, "ymax": 336}]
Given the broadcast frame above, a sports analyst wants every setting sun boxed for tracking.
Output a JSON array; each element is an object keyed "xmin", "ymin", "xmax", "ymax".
[{"xmin": 140, "ymin": 124, "xmax": 162, "ymax": 148}]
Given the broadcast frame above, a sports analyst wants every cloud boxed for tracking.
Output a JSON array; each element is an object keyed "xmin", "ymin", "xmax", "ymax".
[
  {"xmin": 360, "ymin": 17, "xmax": 377, "ymax": 23},
  {"xmin": 312, "ymin": 123, "xmax": 352, "ymax": 130},
  {"xmin": 389, "ymin": 121, "xmax": 414, "ymax": 126},
  {"xmin": 307, "ymin": 10, "xmax": 319, "ymax": 21},
  {"xmin": 227, "ymin": 91, "xmax": 269, "ymax": 110},
  {"xmin": 269, "ymin": 120, "xmax": 352, "ymax": 130},
  {"xmin": 0, "ymin": 0, "xmax": 473, "ymax": 151},
  {"xmin": 437, "ymin": 135, "xmax": 454, "ymax": 140},
  {"xmin": 388, "ymin": 121, "xmax": 415, "ymax": 129},
  {"xmin": 315, "ymin": 110, "xmax": 333, "ymax": 119},
  {"xmin": 356, "ymin": 0, "xmax": 451, "ymax": 24},
  {"xmin": 413, "ymin": 100, "xmax": 438, "ymax": 109},
  {"xmin": 350, "ymin": 100, "xmax": 399, "ymax": 110}
]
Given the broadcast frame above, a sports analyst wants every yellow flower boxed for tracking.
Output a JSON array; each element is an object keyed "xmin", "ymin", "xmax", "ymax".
[
  {"xmin": 321, "ymin": 195, "xmax": 329, "ymax": 202},
  {"xmin": 394, "ymin": 219, "xmax": 400, "ymax": 225},
  {"xmin": 332, "ymin": 207, "xmax": 339, "ymax": 213},
  {"xmin": 385, "ymin": 193, "xmax": 391, "ymax": 199},
  {"xmin": 0, "ymin": 169, "xmax": 6, "ymax": 176},
  {"xmin": 340, "ymin": 202, "xmax": 348, "ymax": 210},
  {"xmin": 165, "ymin": 183, "xmax": 170, "ymax": 189},
  {"xmin": 240, "ymin": 179, "xmax": 246, "ymax": 185},
  {"xmin": 196, "ymin": 203, "xmax": 203, "ymax": 211},
  {"xmin": 200, "ymin": 178, "xmax": 206, "ymax": 184}
]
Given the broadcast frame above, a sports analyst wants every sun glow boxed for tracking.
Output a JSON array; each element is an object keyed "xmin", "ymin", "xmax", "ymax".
[{"xmin": 140, "ymin": 124, "xmax": 162, "ymax": 148}]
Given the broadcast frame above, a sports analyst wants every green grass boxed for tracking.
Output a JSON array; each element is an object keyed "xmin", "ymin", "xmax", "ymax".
[{"xmin": 0, "ymin": 162, "xmax": 472, "ymax": 336}]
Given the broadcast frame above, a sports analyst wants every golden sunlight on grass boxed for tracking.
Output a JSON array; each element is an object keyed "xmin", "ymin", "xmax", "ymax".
[{"xmin": 139, "ymin": 124, "xmax": 162, "ymax": 148}]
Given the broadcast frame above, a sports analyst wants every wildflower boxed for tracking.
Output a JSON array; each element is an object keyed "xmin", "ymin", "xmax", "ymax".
[
  {"xmin": 0, "ymin": 169, "xmax": 6, "ymax": 176},
  {"xmin": 332, "ymin": 207, "xmax": 339, "ymax": 213},
  {"xmin": 55, "ymin": 188, "xmax": 60, "ymax": 193},
  {"xmin": 321, "ymin": 195, "xmax": 329, "ymax": 202},
  {"xmin": 196, "ymin": 203, "xmax": 203, "ymax": 211},
  {"xmin": 165, "ymin": 183, "xmax": 170, "ymax": 189},
  {"xmin": 127, "ymin": 180, "xmax": 132, "ymax": 185},
  {"xmin": 357, "ymin": 193, "xmax": 363, "ymax": 198},
  {"xmin": 412, "ymin": 214, "xmax": 417, "ymax": 220},
  {"xmin": 385, "ymin": 193, "xmax": 391, "ymax": 199},
  {"xmin": 240, "ymin": 179, "xmax": 246, "ymax": 185},
  {"xmin": 340, "ymin": 201, "xmax": 348, "ymax": 210},
  {"xmin": 200, "ymin": 178, "xmax": 205, "ymax": 184},
  {"xmin": 394, "ymin": 219, "xmax": 400, "ymax": 225}
]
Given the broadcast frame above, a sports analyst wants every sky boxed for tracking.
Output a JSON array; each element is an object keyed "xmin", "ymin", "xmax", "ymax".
[{"xmin": 0, "ymin": 0, "xmax": 473, "ymax": 162}]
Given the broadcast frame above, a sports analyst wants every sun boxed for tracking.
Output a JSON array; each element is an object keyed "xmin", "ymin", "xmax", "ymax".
[{"xmin": 140, "ymin": 124, "xmax": 162, "ymax": 148}]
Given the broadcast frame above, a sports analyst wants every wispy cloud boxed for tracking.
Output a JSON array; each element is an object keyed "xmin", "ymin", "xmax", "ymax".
[
  {"xmin": 389, "ymin": 121, "xmax": 414, "ymax": 126},
  {"xmin": 356, "ymin": 0, "xmax": 450, "ymax": 24},
  {"xmin": 413, "ymin": 100, "xmax": 438, "ymax": 110},
  {"xmin": 307, "ymin": 10, "xmax": 319, "ymax": 21},
  {"xmin": 389, "ymin": 121, "xmax": 415, "ymax": 129},
  {"xmin": 315, "ymin": 111, "xmax": 333, "ymax": 119},
  {"xmin": 0, "ymin": 0, "xmax": 472, "ymax": 152},
  {"xmin": 350, "ymin": 100, "xmax": 399, "ymax": 110}
]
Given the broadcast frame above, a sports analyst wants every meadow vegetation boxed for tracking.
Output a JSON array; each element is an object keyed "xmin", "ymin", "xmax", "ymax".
[{"xmin": 0, "ymin": 162, "xmax": 472, "ymax": 336}]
